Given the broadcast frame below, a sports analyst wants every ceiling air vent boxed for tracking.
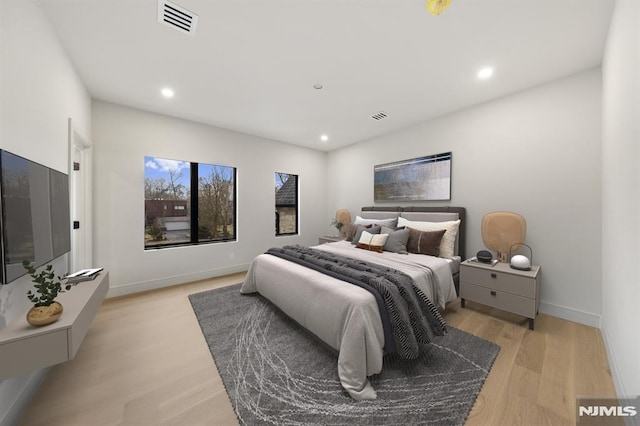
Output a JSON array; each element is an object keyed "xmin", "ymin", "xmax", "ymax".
[
  {"xmin": 157, "ymin": 0, "xmax": 199, "ymax": 36},
  {"xmin": 371, "ymin": 111, "xmax": 388, "ymax": 121}
]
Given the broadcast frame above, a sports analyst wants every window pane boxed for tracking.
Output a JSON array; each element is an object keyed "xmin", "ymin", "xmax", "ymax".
[
  {"xmin": 198, "ymin": 163, "xmax": 236, "ymax": 242},
  {"xmin": 144, "ymin": 156, "xmax": 191, "ymax": 247},
  {"xmin": 275, "ymin": 172, "xmax": 298, "ymax": 236}
]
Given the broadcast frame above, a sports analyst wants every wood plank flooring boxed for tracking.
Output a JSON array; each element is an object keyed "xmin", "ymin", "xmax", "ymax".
[{"xmin": 18, "ymin": 273, "xmax": 617, "ymax": 425}]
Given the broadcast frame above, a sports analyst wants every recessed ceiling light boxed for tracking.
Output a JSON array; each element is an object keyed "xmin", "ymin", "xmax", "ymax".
[
  {"xmin": 320, "ymin": 134, "xmax": 329, "ymax": 142},
  {"xmin": 161, "ymin": 87, "xmax": 175, "ymax": 98},
  {"xmin": 477, "ymin": 67, "xmax": 494, "ymax": 80},
  {"xmin": 313, "ymin": 83, "xmax": 323, "ymax": 90}
]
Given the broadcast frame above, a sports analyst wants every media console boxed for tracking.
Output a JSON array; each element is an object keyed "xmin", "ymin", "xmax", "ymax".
[{"xmin": 0, "ymin": 271, "xmax": 109, "ymax": 380}]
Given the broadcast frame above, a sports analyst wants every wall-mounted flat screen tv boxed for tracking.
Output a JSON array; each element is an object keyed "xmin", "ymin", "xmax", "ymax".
[{"xmin": 0, "ymin": 150, "xmax": 71, "ymax": 284}]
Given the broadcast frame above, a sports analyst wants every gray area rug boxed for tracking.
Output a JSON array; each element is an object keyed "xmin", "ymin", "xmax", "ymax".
[{"xmin": 189, "ymin": 284, "xmax": 499, "ymax": 425}]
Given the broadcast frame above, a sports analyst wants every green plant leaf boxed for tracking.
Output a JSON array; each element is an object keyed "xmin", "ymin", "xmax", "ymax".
[{"xmin": 22, "ymin": 261, "xmax": 72, "ymax": 306}]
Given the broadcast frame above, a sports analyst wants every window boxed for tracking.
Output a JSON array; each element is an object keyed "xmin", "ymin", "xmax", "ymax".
[
  {"xmin": 144, "ymin": 156, "xmax": 236, "ymax": 249},
  {"xmin": 275, "ymin": 172, "xmax": 298, "ymax": 236},
  {"xmin": 198, "ymin": 163, "xmax": 236, "ymax": 242}
]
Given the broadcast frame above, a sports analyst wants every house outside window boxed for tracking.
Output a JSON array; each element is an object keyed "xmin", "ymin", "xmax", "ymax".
[
  {"xmin": 144, "ymin": 156, "xmax": 236, "ymax": 248},
  {"xmin": 275, "ymin": 172, "xmax": 298, "ymax": 236}
]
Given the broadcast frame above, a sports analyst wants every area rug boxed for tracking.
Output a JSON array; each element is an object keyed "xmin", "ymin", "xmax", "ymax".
[{"xmin": 189, "ymin": 284, "xmax": 499, "ymax": 425}]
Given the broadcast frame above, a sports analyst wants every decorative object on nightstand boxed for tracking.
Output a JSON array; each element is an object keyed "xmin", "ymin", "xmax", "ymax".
[
  {"xmin": 330, "ymin": 218, "xmax": 344, "ymax": 236},
  {"xmin": 476, "ymin": 250, "xmax": 493, "ymax": 264},
  {"xmin": 460, "ymin": 259, "xmax": 540, "ymax": 330},
  {"xmin": 509, "ymin": 243, "xmax": 532, "ymax": 271},
  {"xmin": 481, "ymin": 212, "xmax": 526, "ymax": 262},
  {"xmin": 334, "ymin": 209, "xmax": 351, "ymax": 238}
]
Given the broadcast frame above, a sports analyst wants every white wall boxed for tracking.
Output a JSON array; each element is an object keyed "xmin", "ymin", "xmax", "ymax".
[
  {"xmin": 0, "ymin": 0, "xmax": 91, "ymax": 424},
  {"xmin": 601, "ymin": 0, "xmax": 640, "ymax": 398},
  {"xmin": 327, "ymin": 69, "xmax": 603, "ymax": 326},
  {"xmin": 92, "ymin": 101, "xmax": 327, "ymax": 296}
]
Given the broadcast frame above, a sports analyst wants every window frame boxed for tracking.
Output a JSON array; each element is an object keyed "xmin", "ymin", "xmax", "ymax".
[
  {"xmin": 275, "ymin": 172, "xmax": 299, "ymax": 237},
  {"xmin": 144, "ymin": 158, "xmax": 237, "ymax": 250}
]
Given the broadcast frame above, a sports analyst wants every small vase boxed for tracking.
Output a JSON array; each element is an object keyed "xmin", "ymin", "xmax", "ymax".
[{"xmin": 26, "ymin": 302, "xmax": 63, "ymax": 327}]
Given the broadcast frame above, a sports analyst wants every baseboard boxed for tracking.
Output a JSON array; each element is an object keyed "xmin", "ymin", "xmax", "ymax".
[
  {"xmin": 0, "ymin": 368, "xmax": 48, "ymax": 426},
  {"xmin": 538, "ymin": 300, "xmax": 601, "ymax": 328},
  {"xmin": 600, "ymin": 319, "xmax": 628, "ymax": 398},
  {"xmin": 106, "ymin": 263, "xmax": 250, "ymax": 298}
]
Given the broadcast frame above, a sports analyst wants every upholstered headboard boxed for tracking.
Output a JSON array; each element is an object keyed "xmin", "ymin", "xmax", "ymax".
[{"xmin": 361, "ymin": 206, "xmax": 466, "ymax": 260}]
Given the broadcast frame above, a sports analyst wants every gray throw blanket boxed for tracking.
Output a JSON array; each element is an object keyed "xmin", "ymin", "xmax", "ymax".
[{"xmin": 266, "ymin": 245, "xmax": 447, "ymax": 360}]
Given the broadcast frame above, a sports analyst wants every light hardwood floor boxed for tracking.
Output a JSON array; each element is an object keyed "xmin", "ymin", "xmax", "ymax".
[{"xmin": 19, "ymin": 273, "xmax": 617, "ymax": 425}]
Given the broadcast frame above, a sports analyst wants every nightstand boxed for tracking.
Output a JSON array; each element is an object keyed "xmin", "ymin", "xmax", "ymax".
[
  {"xmin": 318, "ymin": 236, "xmax": 342, "ymax": 244},
  {"xmin": 460, "ymin": 260, "xmax": 540, "ymax": 330}
]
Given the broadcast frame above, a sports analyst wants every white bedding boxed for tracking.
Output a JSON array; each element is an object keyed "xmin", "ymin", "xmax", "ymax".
[{"xmin": 240, "ymin": 241, "xmax": 457, "ymax": 400}]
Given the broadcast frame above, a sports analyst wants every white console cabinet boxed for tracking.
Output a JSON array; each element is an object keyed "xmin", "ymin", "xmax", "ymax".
[{"xmin": 0, "ymin": 271, "xmax": 108, "ymax": 380}]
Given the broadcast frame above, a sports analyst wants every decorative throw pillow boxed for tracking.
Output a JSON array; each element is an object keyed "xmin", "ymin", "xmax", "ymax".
[
  {"xmin": 351, "ymin": 224, "xmax": 380, "ymax": 245},
  {"xmin": 406, "ymin": 228, "xmax": 446, "ymax": 257},
  {"xmin": 354, "ymin": 215, "xmax": 398, "ymax": 228},
  {"xmin": 346, "ymin": 223, "xmax": 373, "ymax": 241},
  {"xmin": 356, "ymin": 231, "xmax": 389, "ymax": 253},
  {"xmin": 397, "ymin": 217, "xmax": 461, "ymax": 258},
  {"xmin": 381, "ymin": 225, "xmax": 410, "ymax": 254}
]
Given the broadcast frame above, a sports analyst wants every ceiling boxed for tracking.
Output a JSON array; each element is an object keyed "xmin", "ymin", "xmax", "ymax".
[{"xmin": 39, "ymin": 0, "xmax": 614, "ymax": 151}]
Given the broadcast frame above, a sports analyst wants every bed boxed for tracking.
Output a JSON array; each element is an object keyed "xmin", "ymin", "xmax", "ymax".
[{"xmin": 240, "ymin": 206, "xmax": 466, "ymax": 400}]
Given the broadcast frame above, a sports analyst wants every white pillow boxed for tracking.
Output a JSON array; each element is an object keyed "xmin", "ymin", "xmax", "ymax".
[
  {"xmin": 358, "ymin": 231, "xmax": 389, "ymax": 246},
  {"xmin": 354, "ymin": 215, "xmax": 397, "ymax": 228},
  {"xmin": 397, "ymin": 217, "xmax": 460, "ymax": 258}
]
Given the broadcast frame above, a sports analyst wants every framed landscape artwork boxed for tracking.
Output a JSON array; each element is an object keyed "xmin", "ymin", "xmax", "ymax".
[{"xmin": 374, "ymin": 152, "xmax": 452, "ymax": 202}]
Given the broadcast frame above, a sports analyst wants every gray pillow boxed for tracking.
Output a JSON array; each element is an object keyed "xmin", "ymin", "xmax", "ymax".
[
  {"xmin": 381, "ymin": 226, "xmax": 409, "ymax": 254},
  {"xmin": 351, "ymin": 224, "xmax": 381, "ymax": 245},
  {"xmin": 354, "ymin": 215, "xmax": 398, "ymax": 228}
]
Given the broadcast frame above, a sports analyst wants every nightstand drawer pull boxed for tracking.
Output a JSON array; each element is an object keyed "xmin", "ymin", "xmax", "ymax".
[
  {"xmin": 490, "ymin": 290, "xmax": 497, "ymax": 296},
  {"xmin": 491, "ymin": 273, "xmax": 497, "ymax": 278}
]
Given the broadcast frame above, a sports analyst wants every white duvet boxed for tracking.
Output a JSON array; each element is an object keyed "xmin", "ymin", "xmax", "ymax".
[{"xmin": 240, "ymin": 241, "xmax": 457, "ymax": 400}]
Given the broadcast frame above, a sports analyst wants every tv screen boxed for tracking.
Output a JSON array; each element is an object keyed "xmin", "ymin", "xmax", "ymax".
[
  {"xmin": 0, "ymin": 150, "xmax": 71, "ymax": 284},
  {"xmin": 50, "ymin": 168, "xmax": 71, "ymax": 259}
]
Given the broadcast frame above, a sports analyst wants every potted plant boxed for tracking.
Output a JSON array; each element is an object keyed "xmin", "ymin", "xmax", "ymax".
[
  {"xmin": 330, "ymin": 218, "xmax": 344, "ymax": 237},
  {"xmin": 23, "ymin": 260, "xmax": 72, "ymax": 327}
]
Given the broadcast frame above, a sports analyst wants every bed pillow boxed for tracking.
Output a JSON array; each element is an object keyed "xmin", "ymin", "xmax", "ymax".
[
  {"xmin": 354, "ymin": 215, "xmax": 398, "ymax": 228},
  {"xmin": 397, "ymin": 217, "xmax": 461, "ymax": 258},
  {"xmin": 406, "ymin": 228, "xmax": 446, "ymax": 257},
  {"xmin": 356, "ymin": 231, "xmax": 389, "ymax": 253},
  {"xmin": 345, "ymin": 223, "xmax": 372, "ymax": 241},
  {"xmin": 381, "ymin": 225, "xmax": 409, "ymax": 254},
  {"xmin": 351, "ymin": 224, "xmax": 380, "ymax": 245}
]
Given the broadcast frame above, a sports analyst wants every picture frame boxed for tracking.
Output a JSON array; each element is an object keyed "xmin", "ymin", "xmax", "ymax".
[{"xmin": 374, "ymin": 152, "xmax": 451, "ymax": 202}]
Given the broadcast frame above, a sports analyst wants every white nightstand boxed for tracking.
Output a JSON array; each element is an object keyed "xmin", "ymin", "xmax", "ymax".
[{"xmin": 460, "ymin": 260, "xmax": 540, "ymax": 330}]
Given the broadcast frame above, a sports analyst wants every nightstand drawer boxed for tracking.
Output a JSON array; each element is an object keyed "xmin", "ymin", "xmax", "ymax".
[
  {"xmin": 460, "ymin": 282, "xmax": 536, "ymax": 318},
  {"xmin": 461, "ymin": 265, "xmax": 535, "ymax": 298}
]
